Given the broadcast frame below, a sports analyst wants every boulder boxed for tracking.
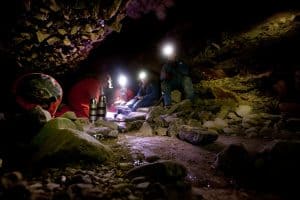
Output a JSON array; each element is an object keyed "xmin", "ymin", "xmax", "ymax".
[
  {"xmin": 259, "ymin": 127, "xmax": 275, "ymax": 138},
  {"xmin": 16, "ymin": 106, "xmax": 52, "ymax": 137},
  {"xmin": 31, "ymin": 118, "xmax": 111, "ymax": 165},
  {"xmin": 86, "ymin": 127, "xmax": 118, "ymax": 139},
  {"xmin": 178, "ymin": 125, "xmax": 218, "ymax": 145},
  {"xmin": 60, "ymin": 111, "xmax": 77, "ymax": 120},
  {"xmin": 127, "ymin": 160, "xmax": 187, "ymax": 182},
  {"xmin": 186, "ymin": 119, "xmax": 202, "ymax": 128},
  {"xmin": 74, "ymin": 118, "xmax": 90, "ymax": 131},
  {"xmin": 138, "ymin": 122, "xmax": 154, "ymax": 136},
  {"xmin": 167, "ymin": 118, "xmax": 185, "ymax": 137},
  {"xmin": 167, "ymin": 99, "xmax": 192, "ymax": 115},
  {"xmin": 215, "ymin": 143, "xmax": 251, "ymax": 175},
  {"xmin": 126, "ymin": 120, "xmax": 144, "ymax": 132},
  {"xmin": 146, "ymin": 106, "xmax": 166, "ymax": 123},
  {"xmin": 202, "ymin": 118, "xmax": 228, "ymax": 130},
  {"xmin": 125, "ymin": 112, "xmax": 147, "ymax": 122},
  {"xmin": 95, "ymin": 120, "xmax": 118, "ymax": 130}
]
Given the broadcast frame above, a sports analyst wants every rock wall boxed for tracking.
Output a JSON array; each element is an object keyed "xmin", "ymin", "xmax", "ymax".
[{"xmin": 8, "ymin": 0, "xmax": 174, "ymax": 76}]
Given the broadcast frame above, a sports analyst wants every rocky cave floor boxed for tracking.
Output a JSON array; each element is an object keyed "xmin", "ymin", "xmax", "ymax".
[
  {"xmin": 1, "ymin": 120, "xmax": 298, "ymax": 200},
  {"xmin": 0, "ymin": 132, "xmax": 286, "ymax": 200}
]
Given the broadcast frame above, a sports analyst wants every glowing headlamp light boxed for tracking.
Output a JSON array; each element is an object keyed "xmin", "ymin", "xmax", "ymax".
[
  {"xmin": 162, "ymin": 43, "xmax": 175, "ymax": 57},
  {"xmin": 138, "ymin": 71, "xmax": 147, "ymax": 80},
  {"xmin": 118, "ymin": 74, "xmax": 127, "ymax": 88}
]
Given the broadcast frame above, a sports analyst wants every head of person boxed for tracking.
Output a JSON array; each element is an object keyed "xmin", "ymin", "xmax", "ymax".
[
  {"xmin": 161, "ymin": 42, "xmax": 176, "ymax": 62},
  {"xmin": 101, "ymin": 73, "xmax": 113, "ymax": 89},
  {"xmin": 138, "ymin": 70, "xmax": 150, "ymax": 85}
]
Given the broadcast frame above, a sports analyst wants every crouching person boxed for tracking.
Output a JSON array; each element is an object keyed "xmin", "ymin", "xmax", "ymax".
[{"xmin": 160, "ymin": 56, "xmax": 194, "ymax": 107}]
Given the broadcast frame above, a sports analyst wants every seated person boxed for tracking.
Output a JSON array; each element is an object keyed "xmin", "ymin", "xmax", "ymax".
[
  {"xmin": 160, "ymin": 52, "xmax": 194, "ymax": 107},
  {"xmin": 59, "ymin": 73, "xmax": 111, "ymax": 118},
  {"xmin": 125, "ymin": 71, "xmax": 160, "ymax": 112}
]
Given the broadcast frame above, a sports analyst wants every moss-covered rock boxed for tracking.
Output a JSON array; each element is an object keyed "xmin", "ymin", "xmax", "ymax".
[{"xmin": 31, "ymin": 117, "xmax": 111, "ymax": 166}]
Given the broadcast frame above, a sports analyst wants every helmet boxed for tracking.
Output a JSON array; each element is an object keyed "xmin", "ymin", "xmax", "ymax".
[{"xmin": 13, "ymin": 73, "xmax": 63, "ymax": 116}]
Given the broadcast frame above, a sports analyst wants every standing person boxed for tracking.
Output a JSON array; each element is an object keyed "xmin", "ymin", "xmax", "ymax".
[
  {"xmin": 126, "ymin": 70, "xmax": 160, "ymax": 111},
  {"xmin": 160, "ymin": 43, "xmax": 194, "ymax": 107}
]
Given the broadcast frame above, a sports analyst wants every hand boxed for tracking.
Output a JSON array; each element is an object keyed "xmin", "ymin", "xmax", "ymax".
[{"xmin": 137, "ymin": 96, "xmax": 143, "ymax": 100}]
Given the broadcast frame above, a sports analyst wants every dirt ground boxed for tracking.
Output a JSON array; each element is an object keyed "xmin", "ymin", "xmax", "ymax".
[{"xmin": 118, "ymin": 132, "xmax": 283, "ymax": 200}]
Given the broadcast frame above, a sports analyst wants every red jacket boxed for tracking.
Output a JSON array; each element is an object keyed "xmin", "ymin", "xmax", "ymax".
[{"xmin": 67, "ymin": 77, "xmax": 101, "ymax": 117}]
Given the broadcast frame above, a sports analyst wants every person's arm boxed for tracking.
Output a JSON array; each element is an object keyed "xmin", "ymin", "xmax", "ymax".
[
  {"xmin": 140, "ymin": 83, "xmax": 159, "ymax": 101},
  {"xmin": 160, "ymin": 63, "xmax": 172, "ymax": 80}
]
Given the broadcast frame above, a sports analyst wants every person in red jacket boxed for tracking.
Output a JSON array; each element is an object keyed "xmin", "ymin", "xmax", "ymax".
[{"xmin": 64, "ymin": 73, "xmax": 112, "ymax": 118}]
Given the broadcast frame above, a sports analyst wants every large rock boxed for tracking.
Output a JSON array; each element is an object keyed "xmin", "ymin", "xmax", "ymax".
[
  {"xmin": 126, "ymin": 120, "xmax": 144, "ymax": 131},
  {"xmin": 167, "ymin": 118, "xmax": 185, "ymax": 137},
  {"xmin": 15, "ymin": 106, "xmax": 52, "ymax": 137},
  {"xmin": 138, "ymin": 122, "xmax": 154, "ymax": 136},
  {"xmin": 146, "ymin": 106, "xmax": 166, "ymax": 123},
  {"xmin": 31, "ymin": 118, "xmax": 111, "ymax": 165},
  {"xmin": 202, "ymin": 118, "xmax": 228, "ymax": 130},
  {"xmin": 167, "ymin": 99, "xmax": 193, "ymax": 115},
  {"xmin": 95, "ymin": 120, "xmax": 118, "ymax": 130},
  {"xmin": 178, "ymin": 125, "xmax": 218, "ymax": 145},
  {"xmin": 127, "ymin": 160, "xmax": 187, "ymax": 182},
  {"xmin": 215, "ymin": 143, "xmax": 251, "ymax": 175}
]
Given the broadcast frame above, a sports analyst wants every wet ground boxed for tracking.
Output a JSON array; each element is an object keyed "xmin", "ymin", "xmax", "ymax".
[{"xmin": 118, "ymin": 132, "xmax": 283, "ymax": 200}]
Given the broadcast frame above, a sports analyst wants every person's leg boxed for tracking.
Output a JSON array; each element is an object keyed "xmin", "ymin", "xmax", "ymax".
[
  {"xmin": 182, "ymin": 76, "xmax": 194, "ymax": 100},
  {"xmin": 161, "ymin": 81, "xmax": 172, "ymax": 106},
  {"xmin": 126, "ymin": 98, "xmax": 137, "ymax": 109},
  {"xmin": 132, "ymin": 99, "xmax": 155, "ymax": 111}
]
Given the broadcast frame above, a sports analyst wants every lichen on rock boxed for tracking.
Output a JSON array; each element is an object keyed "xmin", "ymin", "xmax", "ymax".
[{"xmin": 31, "ymin": 117, "xmax": 112, "ymax": 165}]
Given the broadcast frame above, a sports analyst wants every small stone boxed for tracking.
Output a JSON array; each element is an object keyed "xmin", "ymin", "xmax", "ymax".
[
  {"xmin": 127, "ymin": 160, "xmax": 187, "ymax": 181},
  {"xmin": 36, "ymin": 31, "xmax": 50, "ymax": 42},
  {"xmin": 178, "ymin": 125, "xmax": 219, "ymax": 145},
  {"xmin": 236, "ymin": 105, "xmax": 252, "ymax": 117},
  {"xmin": 112, "ymin": 183, "xmax": 131, "ymax": 190},
  {"xmin": 119, "ymin": 162, "xmax": 134, "ymax": 170},
  {"xmin": 138, "ymin": 122, "xmax": 153, "ymax": 136},
  {"xmin": 29, "ymin": 182, "xmax": 43, "ymax": 189},
  {"xmin": 171, "ymin": 90, "xmax": 182, "ymax": 103},
  {"xmin": 108, "ymin": 130, "xmax": 119, "ymax": 138},
  {"xmin": 58, "ymin": 29, "xmax": 67, "ymax": 35},
  {"xmin": 128, "ymin": 194, "xmax": 139, "ymax": 200},
  {"xmin": 154, "ymin": 127, "xmax": 167, "ymax": 136},
  {"xmin": 63, "ymin": 37, "xmax": 71, "ymax": 46},
  {"xmin": 136, "ymin": 182, "xmax": 150, "ymax": 189},
  {"xmin": 46, "ymin": 182, "xmax": 60, "ymax": 191},
  {"xmin": 61, "ymin": 176, "xmax": 67, "ymax": 183}
]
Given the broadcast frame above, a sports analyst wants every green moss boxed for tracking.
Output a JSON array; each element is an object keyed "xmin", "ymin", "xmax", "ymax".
[{"xmin": 32, "ymin": 117, "xmax": 112, "ymax": 165}]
